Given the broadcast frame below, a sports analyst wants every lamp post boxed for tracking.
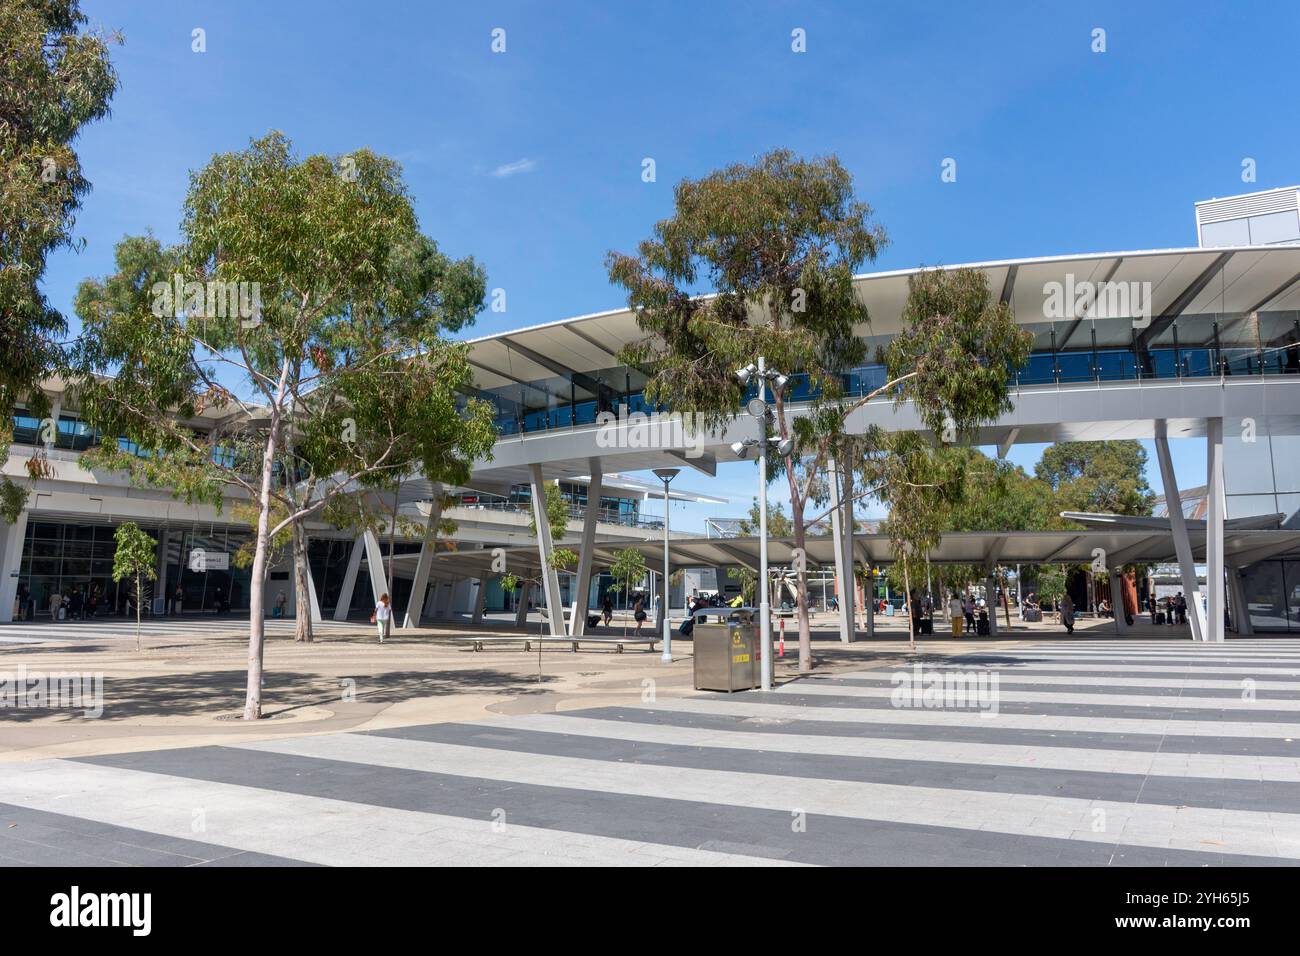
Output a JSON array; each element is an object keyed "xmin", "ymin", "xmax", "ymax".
[
  {"xmin": 652, "ymin": 467, "xmax": 680, "ymax": 662},
  {"xmin": 732, "ymin": 357, "xmax": 792, "ymax": 692}
]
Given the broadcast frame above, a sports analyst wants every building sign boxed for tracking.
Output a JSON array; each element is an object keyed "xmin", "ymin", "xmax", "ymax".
[{"xmin": 189, "ymin": 549, "xmax": 229, "ymax": 572}]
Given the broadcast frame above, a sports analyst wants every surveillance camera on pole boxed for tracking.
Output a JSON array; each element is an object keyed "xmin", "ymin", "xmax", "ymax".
[{"xmin": 733, "ymin": 355, "xmax": 792, "ymax": 692}]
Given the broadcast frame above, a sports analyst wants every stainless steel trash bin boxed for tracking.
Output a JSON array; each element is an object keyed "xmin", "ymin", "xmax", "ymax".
[{"xmin": 693, "ymin": 611, "xmax": 760, "ymax": 692}]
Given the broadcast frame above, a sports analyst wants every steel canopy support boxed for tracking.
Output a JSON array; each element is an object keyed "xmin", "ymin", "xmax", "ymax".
[
  {"xmin": 827, "ymin": 456, "xmax": 855, "ymax": 643},
  {"xmin": 1227, "ymin": 568, "xmax": 1254, "ymax": 635},
  {"xmin": 529, "ymin": 463, "xmax": 566, "ymax": 637},
  {"xmin": 569, "ymin": 459, "xmax": 602, "ymax": 637},
  {"xmin": 332, "ymin": 535, "xmax": 365, "ymax": 622},
  {"xmin": 1206, "ymin": 417, "xmax": 1227, "ymax": 643},
  {"xmin": 402, "ymin": 487, "xmax": 443, "ymax": 629},
  {"xmin": 1153, "ymin": 420, "xmax": 1206, "ymax": 642}
]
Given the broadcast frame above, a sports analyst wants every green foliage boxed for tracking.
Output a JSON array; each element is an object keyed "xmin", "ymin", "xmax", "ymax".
[
  {"xmin": 737, "ymin": 497, "xmax": 792, "ymax": 537},
  {"xmin": 111, "ymin": 520, "xmax": 155, "ymax": 649},
  {"xmin": 608, "ymin": 149, "xmax": 885, "ymax": 428},
  {"xmin": 1035, "ymin": 564, "xmax": 1068, "ymax": 604},
  {"xmin": 727, "ymin": 566, "xmax": 756, "ymax": 604},
  {"xmin": 68, "ymin": 132, "xmax": 494, "ymax": 719},
  {"xmin": 607, "ymin": 548, "xmax": 647, "ymax": 594},
  {"xmin": 111, "ymin": 521, "xmax": 156, "ymax": 585},
  {"xmin": 881, "ymin": 267, "xmax": 1033, "ymax": 440},
  {"xmin": 527, "ymin": 481, "xmax": 570, "ymax": 544},
  {"xmin": 1036, "ymin": 440, "xmax": 1155, "ymax": 517},
  {"xmin": 0, "ymin": 0, "xmax": 119, "ymax": 520}
]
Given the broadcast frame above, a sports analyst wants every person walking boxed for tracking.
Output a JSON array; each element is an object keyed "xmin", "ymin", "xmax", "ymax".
[
  {"xmin": 962, "ymin": 595, "xmax": 975, "ymax": 634},
  {"xmin": 632, "ymin": 593, "xmax": 647, "ymax": 636},
  {"xmin": 171, "ymin": 584, "xmax": 184, "ymax": 616},
  {"xmin": 948, "ymin": 593, "xmax": 964, "ymax": 637},
  {"xmin": 1059, "ymin": 592, "xmax": 1075, "ymax": 635},
  {"xmin": 601, "ymin": 596, "xmax": 613, "ymax": 627},
  {"xmin": 372, "ymin": 592, "xmax": 392, "ymax": 643},
  {"xmin": 275, "ymin": 589, "xmax": 287, "ymax": 619}
]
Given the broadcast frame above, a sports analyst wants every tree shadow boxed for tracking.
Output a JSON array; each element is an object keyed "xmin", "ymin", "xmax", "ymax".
[{"xmin": 0, "ymin": 667, "xmax": 560, "ymax": 723}]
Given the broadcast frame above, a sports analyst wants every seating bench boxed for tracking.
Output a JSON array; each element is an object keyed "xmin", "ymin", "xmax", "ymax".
[{"xmin": 453, "ymin": 635, "xmax": 659, "ymax": 653}]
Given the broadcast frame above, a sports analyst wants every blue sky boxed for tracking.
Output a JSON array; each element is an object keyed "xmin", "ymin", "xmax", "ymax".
[{"xmin": 48, "ymin": 0, "xmax": 1300, "ymax": 530}]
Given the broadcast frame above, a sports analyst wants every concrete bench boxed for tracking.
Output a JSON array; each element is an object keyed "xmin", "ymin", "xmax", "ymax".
[{"xmin": 454, "ymin": 635, "xmax": 659, "ymax": 653}]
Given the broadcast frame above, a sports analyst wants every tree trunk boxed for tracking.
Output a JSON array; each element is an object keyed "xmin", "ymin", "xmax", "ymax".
[
  {"xmin": 791, "ymin": 502, "xmax": 812, "ymax": 674},
  {"xmin": 293, "ymin": 520, "xmax": 313, "ymax": 643},
  {"xmin": 243, "ymin": 371, "xmax": 287, "ymax": 720}
]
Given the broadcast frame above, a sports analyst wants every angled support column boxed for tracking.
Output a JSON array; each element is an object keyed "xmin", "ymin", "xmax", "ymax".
[
  {"xmin": 529, "ymin": 464, "xmax": 566, "ymax": 637},
  {"xmin": 472, "ymin": 575, "xmax": 488, "ymax": 626},
  {"xmin": 363, "ymin": 529, "xmax": 389, "ymax": 605},
  {"xmin": 402, "ymin": 489, "xmax": 443, "ymax": 628},
  {"xmin": 1227, "ymin": 567, "xmax": 1253, "ymax": 635},
  {"xmin": 1154, "ymin": 420, "xmax": 1206, "ymax": 641},
  {"xmin": 303, "ymin": 554, "xmax": 323, "ymax": 624},
  {"xmin": 827, "ymin": 457, "xmax": 854, "ymax": 643},
  {"xmin": 0, "ymin": 510, "xmax": 29, "ymax": 623},
  {"xmin": 1109, "ymin": 570, "xmax": 1129, "ymax": 635},
  {"xmin": 332, "ymin": 535, "xmax": 365, "ymax": 622},
  {"xmin": 514, "ymin": 584, "xmax": 530, "ymax": 627},
  {"xmin": 1206, "ymin": 417, "xmax": 1226, "ymax": 643},
  {"xmin": 569, "ymin": 460, "xmax": 602, "ymax": 637}
]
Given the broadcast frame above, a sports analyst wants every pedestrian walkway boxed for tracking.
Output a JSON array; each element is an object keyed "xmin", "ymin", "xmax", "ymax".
[
  {"xmin": 0, "ymin": 617, "xmax": 356, "ymax": 644},
  {"xmin": 3, "ymin": 639, "xmax": 1300, "ymax": 865}
]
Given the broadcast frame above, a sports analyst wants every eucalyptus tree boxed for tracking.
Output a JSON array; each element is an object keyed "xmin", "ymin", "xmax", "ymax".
[
  {"xmin": 70, "ymin": 133, "xmax": 495, "ymax": 719},
  {"xmin": 111, "ymin": 521, "xmax": 156, "ymax": 651},
  {"xmin": 608, "ymin": 150, "xmax": 885, "ymax": 673},
  {"xmin": 0, "ymin": 0, "xmax": 118, "ymax": 519}
]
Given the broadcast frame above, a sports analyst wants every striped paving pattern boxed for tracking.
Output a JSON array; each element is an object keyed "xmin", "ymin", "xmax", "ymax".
[{"xmin": 4, "ymin": 639, "xmax": 1300, "ymax": 865}]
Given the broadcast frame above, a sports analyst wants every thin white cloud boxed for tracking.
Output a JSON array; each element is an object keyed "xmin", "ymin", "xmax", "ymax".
[{"xmin": 490, "ymin": 158, "xmax": 537, "ymax": 178}]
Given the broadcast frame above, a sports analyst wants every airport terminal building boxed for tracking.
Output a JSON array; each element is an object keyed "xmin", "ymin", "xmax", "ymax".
[{"xmin": 3, "ymin": 187, "xmax": 1300, "ymax": 637}]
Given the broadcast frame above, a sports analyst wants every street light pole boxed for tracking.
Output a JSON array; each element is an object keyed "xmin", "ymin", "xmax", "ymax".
[
  {"xmin": 756, "ymin": 356, "xmax": 773, "ymax": 691},
  {"xmin": 653, "ymin": 468, "xmax": 680, "ymax": 662},
  {"xmin": 732, "ymin": 356, "xmax": 790, "ymax": 692}
]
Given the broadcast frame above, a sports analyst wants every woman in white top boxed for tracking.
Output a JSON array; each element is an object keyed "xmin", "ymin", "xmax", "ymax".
[
  {"xmin": 373, "ymin": 592, "xmax": 392, "ymax": 643},
  {"xmin": 947, "ymin": 594, "xmax": 964, "ymax": 637}
]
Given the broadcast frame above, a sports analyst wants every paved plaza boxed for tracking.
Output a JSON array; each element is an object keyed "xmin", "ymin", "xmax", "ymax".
[{"xmin": 3, "ymin": 634, "xmax": 1300, "ymax": 866}]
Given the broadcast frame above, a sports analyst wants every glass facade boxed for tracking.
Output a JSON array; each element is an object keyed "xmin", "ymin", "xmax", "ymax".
[
  {"xmin": 11, "ymin": 521, "xmax": 251, "ymax": 619},
  {"xmin": 467, "ymin": 309, "xmax": 1300, "ymax": 438}
]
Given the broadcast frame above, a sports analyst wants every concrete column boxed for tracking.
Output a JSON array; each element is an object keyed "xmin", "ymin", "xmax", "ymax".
[
  {"xmin": 153, "ymin": 529, "xmax": 170, "ymax": 615},
  {"xmin": 402, "ymin": 490, "xmax": 443, "ymax": 629},
  {"xmin": 827, "ymin": 457, "xmax": 854, "ymax": 643},
  {"xmin": 569, "ymin": 460, "xmax": 602, "ymax": 637},
  {"xmin": 1206, "ymin": 417, "xmax": 1226, "ymax": 643},
  {"xmin": 332, "ymin": 535, "xmax": 365, "ymax": 621},
  {"xmin": 1227, "ymin": 567, "xmax": 1253, "ymax": 635},
  {"xmin": 0, "ymin": 510, "xmax": 30, "ymax": 623},
  {"xmin": 529, "ymin": 464, "xmax": 565, "ymax": 637},
  {"xmin": 1154, "ymin": 420, "xmax": 1206, "ymax": 641},
  {"xmin": 303, "ymin": 553, "xmax": 323, "ymax": 624},
  {"xmin": 514, "ymin": 584, "xmax": 530, "ymax": 627},
  {"xmin": 472, "ymin": 575, "xmax": 488, "ymax": 625},
  {"xmin": 985, "ymin": 568, "xmax": 1000, "ymax": 636},
  {"xmin": 363, "ymin": 530, "xmax": 389, "ymax": 609},
  {"xmin": 1109, "ymin": 570, "xmax": 1129, "ymax": 635}
]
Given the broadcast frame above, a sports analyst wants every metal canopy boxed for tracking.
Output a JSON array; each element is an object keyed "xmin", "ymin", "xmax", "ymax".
[
  {"xmin": 415, "ymin": 528, "xmax": 1300, "ymax": 582},
  {"xmin": 462, "ymin": 246, "xmax": 1300, "ymax": 390}
]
